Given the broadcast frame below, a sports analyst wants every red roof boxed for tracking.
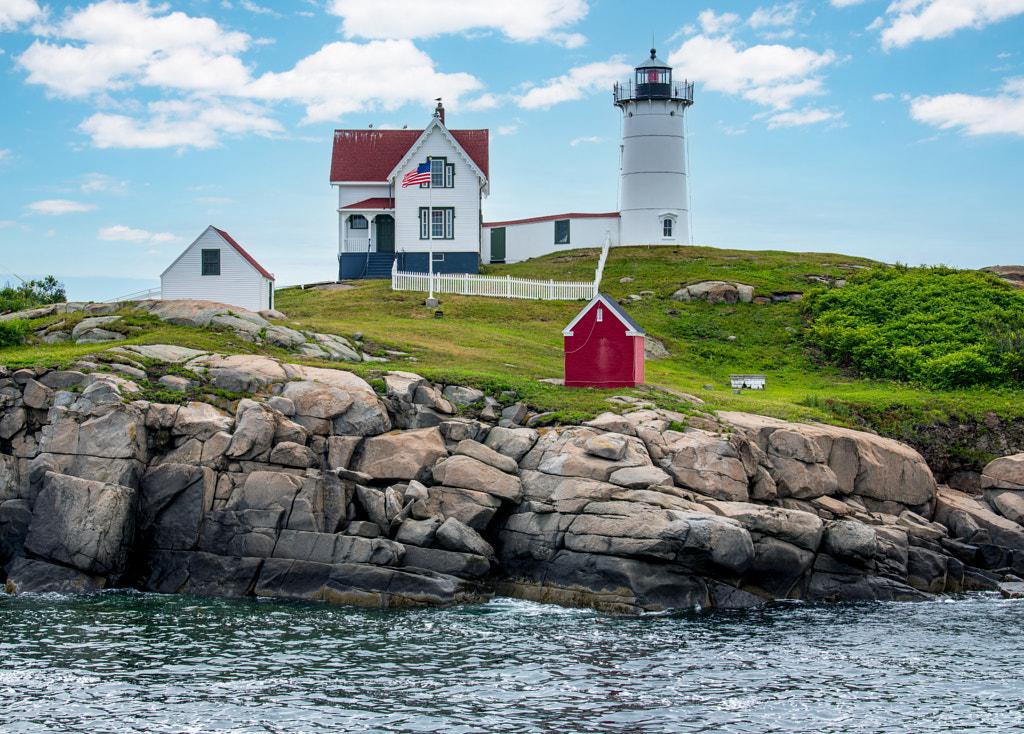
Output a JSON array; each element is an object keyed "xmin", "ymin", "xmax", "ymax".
[
  {"xmin": 340, "ymin": 197, "xmax": 395, "ymax": 210},
  {"xmin": 212, "ymin": 227, "xmax": 274, "ymax": 280},
  {"xmin": 484, "ymin": 212, "xmax": 619, "ymax": 228},
  {"xmin": 330, "ymin": 128, "xmax": 489, "ymax": 183}
]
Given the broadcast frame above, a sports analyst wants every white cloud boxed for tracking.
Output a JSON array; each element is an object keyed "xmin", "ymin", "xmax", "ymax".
[
  {"xmin": 248, "ymin": 39, "xmax": 483, "ymax": 123},
  {"xmin": 570, "ymin": 136, "xmax": 602, "ymax": 145},
  {"xmin": 17, "ymin": 0, "xmax": 253, "ymax": 98},
  {"xmin": 497, "ymin": 124, "xmax": 518, "ymax": 135},
  {"xmin": 669, "ymin": 35, "xmax": 836, "ymax": 113},
  {"xmin": 877, "ymin": 0, "xmax": 1024, "ymax": 50},
  {"xmin": 873, "ymin": 92, "xmax": 894, "ymax": 100},
  {"xmin": 517, "ymin": 58, "xmax": 631, "ymax": 109},
  {"xmin": 240, "ymin": 1, "xmax": 280, "ymax": 17},
  {"xmin": 0, "ymin": 0, "xmax": 41, "ymax": 31},
  {"xmin": 0, "ymin": 148, "xmax": 10, "ymax": 161},
  {"xmin": 910, "ymin": 77, "xmax": 1024, "ymax": 136},
  {"xmin": 98, "ymin": 224, "xmax": 151, "ymax": 242},
  {"xmin": 0, "ymin": 220, "xmax": 16, "ymax": 228},
  {"xmin": 831, "ymin": 0, "xmax": 871, "ymax": 6},
  {"xmin": 463, "ymin": 93, "xmax": 500, "ymax": 111},
  {"xmin": 766, "ymin": 107, "xmax": 842, "ymax": 128},
  {"xmin": 79, "ymin": 99, "xmax": 282, "ymax": 149},
  {"xmin": 26, "ymin": 199, "xmax": 98, "ymax": 215},
  {"xmin": 326, "ymin": 0, "xmax": 588, "ymax": 45},
  {"xmin": 98, "ymin": 224, "xmax": 181, "ymax": 243},
  {"xmin": 749, "ymin": 3, "xmax": 800, "ymax": 28},
  {"xmin": 699, "ymin": 9, "xmax": 741, "ymax": 35},
  {"xmin": 81, "ymin": 172, "xmax": 128, "ymax": 193}
]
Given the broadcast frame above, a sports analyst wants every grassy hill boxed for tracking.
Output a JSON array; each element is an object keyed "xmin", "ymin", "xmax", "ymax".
[{"xmin": 3, "ymin": 244, "xmax": 1023, "ymax": 474}]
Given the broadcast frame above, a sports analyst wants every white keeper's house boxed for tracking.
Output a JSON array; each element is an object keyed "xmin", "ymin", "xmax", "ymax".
[{"xmin": 330, "ymin": 103, "xmax": 489, "ymax": 280}]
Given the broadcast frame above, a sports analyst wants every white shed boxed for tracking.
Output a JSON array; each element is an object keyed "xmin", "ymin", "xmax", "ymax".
[{"xmin": 161, "ymin": 226, "xmax": 275, "ymax": 312}]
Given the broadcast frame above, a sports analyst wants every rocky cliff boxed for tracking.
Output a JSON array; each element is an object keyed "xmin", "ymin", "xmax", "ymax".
[{"xmin": 3, "ymin": 350, "xmax": 1023, "ymax": 610}]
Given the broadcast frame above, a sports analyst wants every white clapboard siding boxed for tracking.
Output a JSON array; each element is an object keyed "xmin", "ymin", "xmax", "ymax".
[
  {"xmin": 161, "ymin": 227, "xmax": 273, "ymax": 312},
  {"xmin": 482, "ymin": 215, "xmax": 620, "ymax": 264},
  {"xmin": 337, "ymin": 183, "xmax": 390, "ymax": 208},
  {"xmin": 394, "ymin": 127, "xmax": 482, "ymax": 256}
]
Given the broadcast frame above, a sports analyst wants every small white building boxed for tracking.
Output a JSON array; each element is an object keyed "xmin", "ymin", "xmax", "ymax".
[
  {"xmin": 482, "ymin": 213, "xmax": 619, "ymax": 264},
  {"xmin": 161, "ymin": 226, "xmax": 275, "ymax": 312}
]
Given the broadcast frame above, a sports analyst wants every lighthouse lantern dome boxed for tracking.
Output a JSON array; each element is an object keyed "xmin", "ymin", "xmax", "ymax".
[{"xmin": 635, "ymin": 49, "xmax": 672, "ymax": 98}]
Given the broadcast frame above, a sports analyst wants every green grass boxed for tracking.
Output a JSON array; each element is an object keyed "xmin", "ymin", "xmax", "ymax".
[{"xmin": 3, "ymin": 244, "xmax": 1022, "ymax": 434}]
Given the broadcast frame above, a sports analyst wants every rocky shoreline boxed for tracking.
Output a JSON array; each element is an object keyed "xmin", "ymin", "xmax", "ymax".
[{"xmin": 3, "ymin": 348, "xmax": 1024, "ymax": 610}]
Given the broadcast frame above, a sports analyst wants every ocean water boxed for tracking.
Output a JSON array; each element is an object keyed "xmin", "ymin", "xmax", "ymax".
[{"xmin": 1, "ymin": 592, "xmax": 1021, "ymax": 733}]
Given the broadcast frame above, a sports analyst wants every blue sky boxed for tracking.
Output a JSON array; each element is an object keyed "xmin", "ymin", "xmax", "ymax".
[{"xmin": 1, "ymin": 0, "xmax": 1022, "ymax": 302}]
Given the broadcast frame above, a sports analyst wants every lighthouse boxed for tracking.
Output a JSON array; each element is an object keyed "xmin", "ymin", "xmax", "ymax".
[{"xmin": 614, "ymin": 49, "xmax": 694, "ymax": 246}]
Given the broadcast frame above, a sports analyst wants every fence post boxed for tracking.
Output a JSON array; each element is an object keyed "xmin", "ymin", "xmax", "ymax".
[{"xmin": 506, "ymin": 274, "xmax": 511, "ymax": 299}]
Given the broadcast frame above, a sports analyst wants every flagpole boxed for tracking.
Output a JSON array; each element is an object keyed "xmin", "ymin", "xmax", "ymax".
[{"xmin": 428, "ymin": 159, "xmax": 434, "ymax": 300}]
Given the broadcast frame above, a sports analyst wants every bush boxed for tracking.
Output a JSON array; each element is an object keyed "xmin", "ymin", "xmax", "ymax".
[
  {"xmin": 802, "ymin": 265, "xmax": 1024, "ymax": 390},
  {"xmin": 0, "ymin": 319, "xmax": 29, "ymax": 348},
  {"xmin": 0, "ymin": 276, "xmax": 66, "ymax": 314}
]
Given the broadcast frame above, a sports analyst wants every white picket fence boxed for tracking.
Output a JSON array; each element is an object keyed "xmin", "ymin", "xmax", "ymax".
[{"xmin": 392, "ymin": 236, "xmax": 610, "ymax": 301}]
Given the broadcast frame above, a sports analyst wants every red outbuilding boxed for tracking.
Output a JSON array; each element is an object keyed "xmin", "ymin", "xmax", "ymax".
[{"xmin": 563, "ymin": 293, "xmax": 646, "ymax": 388}]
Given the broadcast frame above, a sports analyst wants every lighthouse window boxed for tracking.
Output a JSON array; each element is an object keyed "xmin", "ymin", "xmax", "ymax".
[
  {"xmin": 554, "ymin": 219, "xmax": 570, "ymax": 245},
  {"xmin": 663, "ymin": 218, "xmax": 673, "ymax": 237}
]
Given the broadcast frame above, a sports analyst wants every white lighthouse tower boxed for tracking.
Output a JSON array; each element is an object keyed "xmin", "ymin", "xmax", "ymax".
[{"xmin": 614, "ymin": 49, "xmax": 694, "ymax": 246}]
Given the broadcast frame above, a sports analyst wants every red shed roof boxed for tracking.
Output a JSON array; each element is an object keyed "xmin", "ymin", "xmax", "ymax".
[
  {"xmin": 212, "ymin": 227, "xmax": 274, "ymax": 280},
  {"xmin": 563, "ymin": 293, "xmax": 645, "ymax": 337},
  {"xmin": 330, "ymin": 128, "xmax": 489, "ymax": 183}
]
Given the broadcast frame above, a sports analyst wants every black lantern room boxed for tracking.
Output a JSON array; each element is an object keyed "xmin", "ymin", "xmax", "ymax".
[
  {"xmin": 613, "ymin": 48, "xmax": 693, "ymax": 108},
  {"xmin": 635, "ymin": 48, "xmax": 672, "ymax": 99}
]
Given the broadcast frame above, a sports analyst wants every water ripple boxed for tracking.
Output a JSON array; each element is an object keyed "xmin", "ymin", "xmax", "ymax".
[{"xmin": 1, "ymin": 592, "xmax": 1022, "ymax": 733}]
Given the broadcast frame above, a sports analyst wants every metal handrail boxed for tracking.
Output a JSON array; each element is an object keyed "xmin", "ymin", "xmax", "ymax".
[{"xmin": 613, "ymin": 79, "xmax": 694, "ymax": 105}]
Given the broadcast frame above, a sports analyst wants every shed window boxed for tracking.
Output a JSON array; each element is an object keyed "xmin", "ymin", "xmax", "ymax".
[
  {"xmin": 596, "ymin": 307, "xmax": 603, "ymax": 322},
  {"xmin": 201, "ymin": 249, "xmax": 220, "ymax": 276},
  {"xmin": 554, "ymin": 219, "xmax": 570, "ymax": 245}
]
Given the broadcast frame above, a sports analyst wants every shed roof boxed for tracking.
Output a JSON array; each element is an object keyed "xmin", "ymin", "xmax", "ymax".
[
  {"xmin": 330, "ymin": 128, "xmax": 489, "ymax": 183},
  {"xmin": 562, "ymin": 293, "xmax": 646, "ymax": 337}
]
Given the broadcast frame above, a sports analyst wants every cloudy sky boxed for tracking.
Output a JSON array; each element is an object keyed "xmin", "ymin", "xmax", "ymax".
[{"xmin": 1, "ymin": 0, "xmax": 1022, "ymax": 301}]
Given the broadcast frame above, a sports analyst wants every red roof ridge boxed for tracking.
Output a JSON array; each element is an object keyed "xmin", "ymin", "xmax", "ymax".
[{"xmin": 212, "ymin": 226, "xmax": 274, "ymax": 281}]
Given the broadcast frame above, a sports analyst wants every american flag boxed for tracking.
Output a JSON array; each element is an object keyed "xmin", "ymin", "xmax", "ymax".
[{"xmin": 402, "ymin": 161, "xmax": 431, "ymax": 188}]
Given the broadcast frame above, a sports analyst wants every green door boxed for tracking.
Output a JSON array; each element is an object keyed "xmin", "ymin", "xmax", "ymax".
[
  {"xmin": 490, "ymin": 227, "xmax": 506, "ymax": 263},
  {"xmin": 376, "ymin": 215, "xmax": 395, "ymax": 253}
]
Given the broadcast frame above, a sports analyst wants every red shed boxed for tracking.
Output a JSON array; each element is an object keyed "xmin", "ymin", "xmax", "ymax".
[{"xmin": 563, "ymin": 293, "xmax": 646, "ymax": 388}]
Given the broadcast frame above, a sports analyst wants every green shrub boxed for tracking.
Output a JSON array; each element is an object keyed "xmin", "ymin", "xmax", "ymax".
[
  {"xmin": 802, "ymin": 265, "xmax": 1024, "ymax": 390},
  {"xmin": 0, "ymin": 319, "xmax": 29, "ymax": 347}
]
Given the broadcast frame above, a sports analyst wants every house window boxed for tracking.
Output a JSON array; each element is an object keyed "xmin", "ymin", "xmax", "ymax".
[
  {"xmin": 349, "ymin": 215, "xmax": 368, "ymax": 230},
  {"xmin": 425, "ymin": 157, "xmax": 455, "ymax": 188},
  {"xmin": 554, "ymin": 219, "xmax": 570, "ymax": 245},
  {"xmin": 419, "ymin": 207, "xmax": 454, "ymax": 239},
  {"xmin": 201, "ymin": 249, "xmax": 220, "ymax": 276},
  {"xmin": 432, "ymin": 252, "xmax": 445, "ymax": 262},
  {"xmin": 663, "ymin": 218, "xmax": 673, "ymax": 237}
]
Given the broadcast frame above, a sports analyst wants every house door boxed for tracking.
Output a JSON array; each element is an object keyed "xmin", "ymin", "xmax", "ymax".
[
  {"xmin": 376, "ymin": 215, "xmax": 395, "ymax": 253},
  {"xmin": 490, "ymin": 227, "xmax": 506, "ymax": 263}
]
